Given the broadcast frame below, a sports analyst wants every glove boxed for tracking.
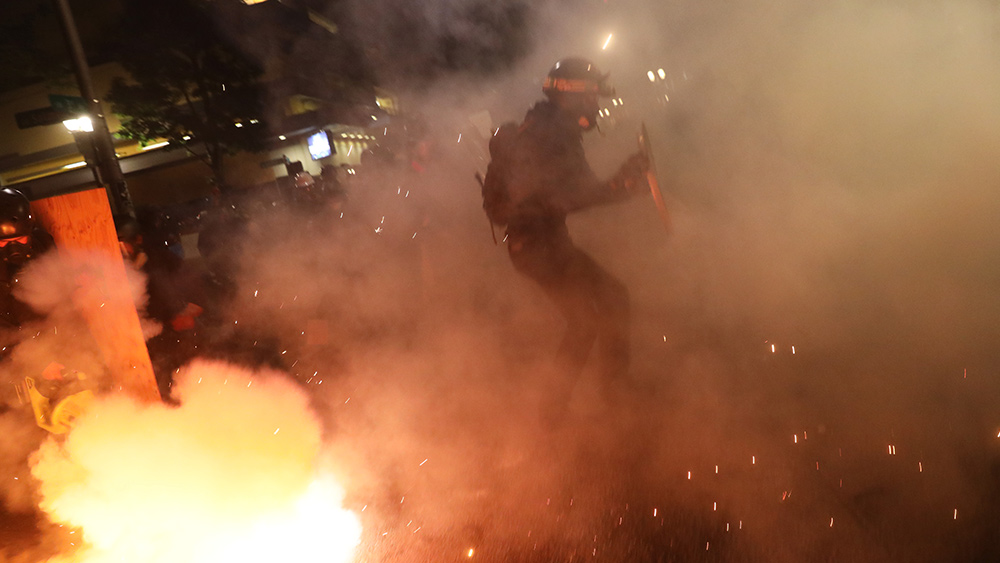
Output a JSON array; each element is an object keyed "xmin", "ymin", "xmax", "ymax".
[{"xmin": 609, "ymin": 151, "xmax": 651, "ymax": 196}]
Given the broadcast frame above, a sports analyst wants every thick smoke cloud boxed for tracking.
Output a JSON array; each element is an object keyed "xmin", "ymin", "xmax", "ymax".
[
  {"xmin": 4, "ymin": 0, "xmax": 999, "ymax": 561},
  {"xmin": 308, "ymin": 0, "xmax": 1000, "ymax": 559},
  {"xmin": 30, "ymin": 360, "xmax": 359, "ymax": 563}
]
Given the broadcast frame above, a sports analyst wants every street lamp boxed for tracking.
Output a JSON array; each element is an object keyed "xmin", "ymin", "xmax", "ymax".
[
  {"xmin": 52, "ymin": 0, "xmax": 135, "ymax": 221},
  {"xmin": 63, "ymin": 115, "xmax": 103, "ymax": 183},
  {"xmin": 62, "ymin": 116, "xmax": 93, "ymax": 133}
]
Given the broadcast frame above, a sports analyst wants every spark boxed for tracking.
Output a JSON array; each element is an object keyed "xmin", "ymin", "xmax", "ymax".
[
  {"xmin": 273, "ymin": 428, "xmax": 280, "ymax": 435},
  {"xmin": 830, "ymin": 517, "xmax": 835, "ymax": 527},
  {"xmin": 687, "ymin": 471, "xmax": 692, "ymax": 479},
  {"xmin": 954, "ymin": 509, "xmax": 958, "ymax": 520},
  {"xmin": 419, "ymin": 459, "xmax": 428, "ymax": 467},
  {"xmin": 919, "ymin": 462, "xmax": 923, "ymax": 472},
  {"xmin": 457, "ymin": 133, "xmax": 462, "ymax": 143},
  {"xmin": 647, "ymin": 71, "xmax": 655, "ymax": 82},
  {"xmin": 601, "ymin": 33, "xmax": 613, "ymax": 50},
  {"xmin": 653, "ymin": 508, "xmax": 657, "ymax": 517}
]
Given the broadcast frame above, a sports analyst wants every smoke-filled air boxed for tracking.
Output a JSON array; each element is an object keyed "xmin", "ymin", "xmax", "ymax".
[{"xmin": 3, "ymin": 0, "xmax": 1000, "ymax": 562}]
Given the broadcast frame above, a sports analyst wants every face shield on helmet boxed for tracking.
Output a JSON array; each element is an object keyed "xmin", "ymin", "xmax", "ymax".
[{"xmin": 542, "ymin": 57, "xmax": 615, "ymax": 131}]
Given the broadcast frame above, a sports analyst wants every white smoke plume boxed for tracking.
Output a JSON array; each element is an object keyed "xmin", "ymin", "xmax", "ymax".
[
  {"xmin": 0, "ymin": 250, "xmax": 164, "ymax": 557},
  {"xmin": 29, "ymin": 359, "xmax": 360, "ymax": 563}
]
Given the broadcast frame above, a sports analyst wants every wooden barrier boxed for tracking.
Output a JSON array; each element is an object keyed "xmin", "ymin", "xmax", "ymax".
[{"xmin": 30, "ymin": 189, "xmax": 160, "ymax": 403}]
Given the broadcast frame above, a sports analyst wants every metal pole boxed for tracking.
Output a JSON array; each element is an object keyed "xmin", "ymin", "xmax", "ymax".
[{"xmin": 52, "ymin": 0, "xmax": 135, "ymax": 222}]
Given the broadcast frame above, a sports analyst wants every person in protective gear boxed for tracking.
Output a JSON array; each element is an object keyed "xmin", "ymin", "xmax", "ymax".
[
  {"xmin": 0, "ymin": 188, "xmax": 54, "ymax": 327},
  {"xmin": 500, "ymin": 57, "xmax": 649, "ymax": 426}
]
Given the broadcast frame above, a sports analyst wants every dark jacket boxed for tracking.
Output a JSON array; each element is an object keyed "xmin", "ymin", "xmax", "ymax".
[{"xmin": 506, "ymin": 101, "xmax": 629, "ymax": 236}]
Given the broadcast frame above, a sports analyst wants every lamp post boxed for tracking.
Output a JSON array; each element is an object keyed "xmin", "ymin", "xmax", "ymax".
[{"xmin": 52, "ymin": 0, "xmax": 135, "ymax": 222}]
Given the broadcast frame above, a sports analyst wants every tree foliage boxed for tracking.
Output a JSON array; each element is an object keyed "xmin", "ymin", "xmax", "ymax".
[{"xmin": 107, "ymin": 0, "xmax": 267, "ymax": 187}]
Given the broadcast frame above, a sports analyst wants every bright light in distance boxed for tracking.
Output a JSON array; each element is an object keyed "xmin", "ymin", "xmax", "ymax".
[
  {"xmin": 142, "ymin": 141, "xmax": 170, "ymax": 151},
  {"xmin": 62, "ymin": 161, "xmax": 87, "ymax": 169},
  {"xmin": 62, "ymin": 116, "xmax": 93, "ymax": 132},
  {"xmin": 647, "ymin": 71, "xmax": 656, "ymax": 82},
  {"xmin": 602, "ymin": 33, "xmax": 613, "ymax": 50},
  {"xmin": 278, "ymin": 135, "xmax": 286, "ymax": 141}
]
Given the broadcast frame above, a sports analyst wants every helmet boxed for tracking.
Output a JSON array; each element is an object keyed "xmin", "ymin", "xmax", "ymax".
[
  {"xmin": 294, "ymin": 171, "xmax": 316, "ymax": 188},
  {"xmin": 0, "ymin": 189, "xmax": 34, "ymax": 239},
  {"xmin": 542, "ymin": 57, "xmax": 615, "ymax": 98},
  {"xmin": 0, "ymin": 188, "xmax": 37, "ymax": 266}
]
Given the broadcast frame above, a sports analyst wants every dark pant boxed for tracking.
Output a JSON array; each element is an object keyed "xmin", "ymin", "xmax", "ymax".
[{"xmin": 508, "ymin": 227, "xmax": 631, "ymax": 423}]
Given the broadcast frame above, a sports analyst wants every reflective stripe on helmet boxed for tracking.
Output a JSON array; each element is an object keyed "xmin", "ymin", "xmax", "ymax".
[{"xmin": 543, "ymin": 76, "xmax": 601, "ymax": 94}]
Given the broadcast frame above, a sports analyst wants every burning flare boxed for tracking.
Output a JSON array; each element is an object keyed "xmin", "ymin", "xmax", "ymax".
[{"xmin": 30, "ymin": 360, "xmax": 361, "ymax": 563}]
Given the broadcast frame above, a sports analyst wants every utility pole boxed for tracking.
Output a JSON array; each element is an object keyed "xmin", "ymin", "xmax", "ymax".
[{"xmin": 52, "ymin": 0, "xmax": 136, "ymax": 222}]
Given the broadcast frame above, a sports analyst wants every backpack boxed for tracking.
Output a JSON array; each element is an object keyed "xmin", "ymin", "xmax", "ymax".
[{"xmin": 479, "ymin": 122, "xmax": 520, "ymax": 238}]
